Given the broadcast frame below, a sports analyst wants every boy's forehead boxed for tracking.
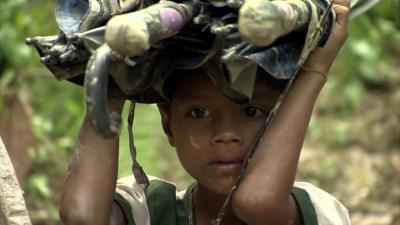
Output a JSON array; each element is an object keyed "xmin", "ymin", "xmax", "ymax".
[
  {"xmin": 173, "ymin": 70, "xmax": 217, "ymax": 96},
  {"xmin": 172, "ymin": 70, "xmax": 281, "ymax": 101}
]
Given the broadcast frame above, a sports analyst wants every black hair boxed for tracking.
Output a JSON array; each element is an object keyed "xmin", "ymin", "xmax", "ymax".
[
  {"xmin": 163, "ymin": 66, "xmax": 288, "ymax": 101},
  {"xmin": 255, "ymin": 67, "xmax": 288, "ymax": 92}
]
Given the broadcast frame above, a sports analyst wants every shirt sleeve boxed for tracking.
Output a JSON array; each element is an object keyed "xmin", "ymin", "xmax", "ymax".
[
  {"xmin": 113, "ymin": 176, "xmax": 180, "ymax": 225},
  {"xmin": 114, "ymin": 192, "xmax": 136, "ymax": 225},
  {"xmin": 292, "ymin": 182, "xmax": 352, "ymax": 225},
  {"xmin": 113, "ymin": 176, "xmax": 151, "ymax": 225}
]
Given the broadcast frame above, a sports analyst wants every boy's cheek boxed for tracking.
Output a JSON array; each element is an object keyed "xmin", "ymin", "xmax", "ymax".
[
  {"xmin": 188, "ymin": 135, "xmax": 202, "ymax": 150},
  {"xmin": 174, "ymin": 136, "xmax": 208, "ymax": 155},
  {"xmin": 173, "ymin": 126, "xmax": 210, "ymax": 149}
]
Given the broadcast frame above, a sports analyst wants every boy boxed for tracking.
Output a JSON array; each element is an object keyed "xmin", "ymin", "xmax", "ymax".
[{"xmin": 59, "ymin": 0, "xmax": 351, "ymax": 224}]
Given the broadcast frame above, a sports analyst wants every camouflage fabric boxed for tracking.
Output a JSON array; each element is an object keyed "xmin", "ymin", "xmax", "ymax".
[{"xmin": 128, "ymin": 0, "xmax": 333, "ymax": 103}]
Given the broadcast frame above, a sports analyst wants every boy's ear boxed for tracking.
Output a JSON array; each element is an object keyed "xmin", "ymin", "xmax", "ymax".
[{"xmin": 157, "ymin": 103, "xmax": 175, "ymax": 147}]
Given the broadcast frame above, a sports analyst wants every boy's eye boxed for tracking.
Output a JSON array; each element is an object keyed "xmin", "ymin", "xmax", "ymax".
[
  {"xmin": 241, "ymin": 106, "xmax": 268, "ymax": 118},
  {"xmin": 190, "ymin": 107, "xmax": 210, "ymax": 118}
]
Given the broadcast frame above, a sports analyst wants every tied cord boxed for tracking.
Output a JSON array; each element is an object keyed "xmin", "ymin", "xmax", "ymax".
[
  {"xmin": 307, "ymin": 0, "xmax": 334, "ymax": 51},
  {"xmin": 128, "ymin": 101, "xmax": 149, "ymax": 186}
]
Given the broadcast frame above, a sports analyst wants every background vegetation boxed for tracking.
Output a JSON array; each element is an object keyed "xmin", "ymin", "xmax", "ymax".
[{"xmin": 0, "ymin": 0, "xmax": 399, "ymax": 224}]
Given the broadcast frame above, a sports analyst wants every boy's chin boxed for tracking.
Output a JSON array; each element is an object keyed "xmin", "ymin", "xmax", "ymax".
[{"xmin": 202, "ymin": 178, "xmax": 237, "ymax": 196}]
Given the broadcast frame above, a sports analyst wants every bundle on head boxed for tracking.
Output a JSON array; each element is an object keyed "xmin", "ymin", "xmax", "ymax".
[{"xmin": 27, "ymin": 0, "xmax": 380, "ymax": 138}]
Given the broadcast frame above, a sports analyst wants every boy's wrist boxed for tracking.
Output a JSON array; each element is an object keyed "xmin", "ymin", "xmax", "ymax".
[
  {"xmin": 296, "ymin": 68, "xmax": 328, "ymax": 89},
  {"xmin": 299, "ymin": 66, "xmax": 328, "ymax": 82}
]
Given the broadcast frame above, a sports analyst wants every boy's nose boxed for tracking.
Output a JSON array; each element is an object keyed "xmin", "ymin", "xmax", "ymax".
[
  {"xmin": 212, "ymin": 132, "xmax": 241, "ymax": 145},
  {"xmin": 211, "ymin": 117, "xmax": 242, "ymax": 145}
]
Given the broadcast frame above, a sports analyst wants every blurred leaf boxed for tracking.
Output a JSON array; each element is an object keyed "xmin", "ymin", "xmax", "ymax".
[{"xmin": 27, "ymin": 175, "xmax": 51, "ymax": 199}]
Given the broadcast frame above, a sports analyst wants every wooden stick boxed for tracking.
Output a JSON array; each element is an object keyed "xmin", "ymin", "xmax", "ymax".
[{"xmin": 0, "ymin": 137, "xmax": 32, "ymax": 225}]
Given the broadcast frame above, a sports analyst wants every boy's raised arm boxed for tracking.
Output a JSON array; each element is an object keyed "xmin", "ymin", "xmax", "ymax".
[
  {"xmin": 232, "ymin": 0, "xmax": 350, "ymax": 224},
  {"xmin": 59, "ymin": 97, "xmax": 127, "ymax": 225}
]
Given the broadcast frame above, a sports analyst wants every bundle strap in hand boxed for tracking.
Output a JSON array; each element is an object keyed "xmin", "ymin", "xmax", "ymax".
[{"xmin": 128, "ymin": 101, "xmax": 149, "ymax": 186}]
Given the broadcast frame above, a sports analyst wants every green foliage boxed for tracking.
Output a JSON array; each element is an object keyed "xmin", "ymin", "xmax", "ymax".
[
  {"xmin": 0, "ymin": 0, "xmax": 56, "ymax": 71},
  {"xmin": 317, "ymin": 0, "xmax": 400, "ymax": 148},
  {"xmin": 0, "ymin": 0, "xmax": 32, "ymax": 69},
  {"xmin": 118, "ymin": 104, "xmax": 193, "ymax": 187}
]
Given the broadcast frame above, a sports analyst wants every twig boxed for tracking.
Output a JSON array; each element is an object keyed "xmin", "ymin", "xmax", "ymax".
[{"xmin": 0, "ymin": 137, "xmax": 32, "ymax": 225}]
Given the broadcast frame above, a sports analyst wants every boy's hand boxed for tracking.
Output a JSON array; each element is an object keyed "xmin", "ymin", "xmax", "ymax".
[{"xmin": 302, "ymin": 0, "xmax": 350, "ymax": 76}]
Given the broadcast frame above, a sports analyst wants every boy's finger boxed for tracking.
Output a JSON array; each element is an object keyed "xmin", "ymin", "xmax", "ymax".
[
  {"xmin": 331, "ymin": 0, "xmax": 350, "ymax": 8},
  {"xmin": 333, "ymin": 4, "xmax": 350, "ymax": 28}
]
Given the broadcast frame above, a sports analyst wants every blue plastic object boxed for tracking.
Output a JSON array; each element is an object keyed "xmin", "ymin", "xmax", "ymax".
[{"xmin": 55, "ymin": 0, "xmax": 89, "ymax": 34}]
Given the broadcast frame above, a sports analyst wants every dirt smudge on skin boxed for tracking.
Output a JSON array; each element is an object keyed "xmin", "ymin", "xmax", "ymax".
[{"xmin": 190, "ymin": 136, "xmax": 200, "ymax": 150}]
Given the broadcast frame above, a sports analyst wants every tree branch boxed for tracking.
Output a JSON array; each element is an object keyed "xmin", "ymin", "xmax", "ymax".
[{"xmin": 0, "ymin": 137, "xmax": 32, "ymax": 225}]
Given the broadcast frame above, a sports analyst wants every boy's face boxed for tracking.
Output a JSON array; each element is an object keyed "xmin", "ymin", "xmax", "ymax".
[{"xmin": 159, "ymin": 69, "xmax": 280, "ymax": 195}]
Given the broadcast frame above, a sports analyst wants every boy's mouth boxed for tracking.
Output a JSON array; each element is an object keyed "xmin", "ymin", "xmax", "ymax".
[{"xmin": 208, "ymin": 160, "xmax": 243, "ymax": 174}]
